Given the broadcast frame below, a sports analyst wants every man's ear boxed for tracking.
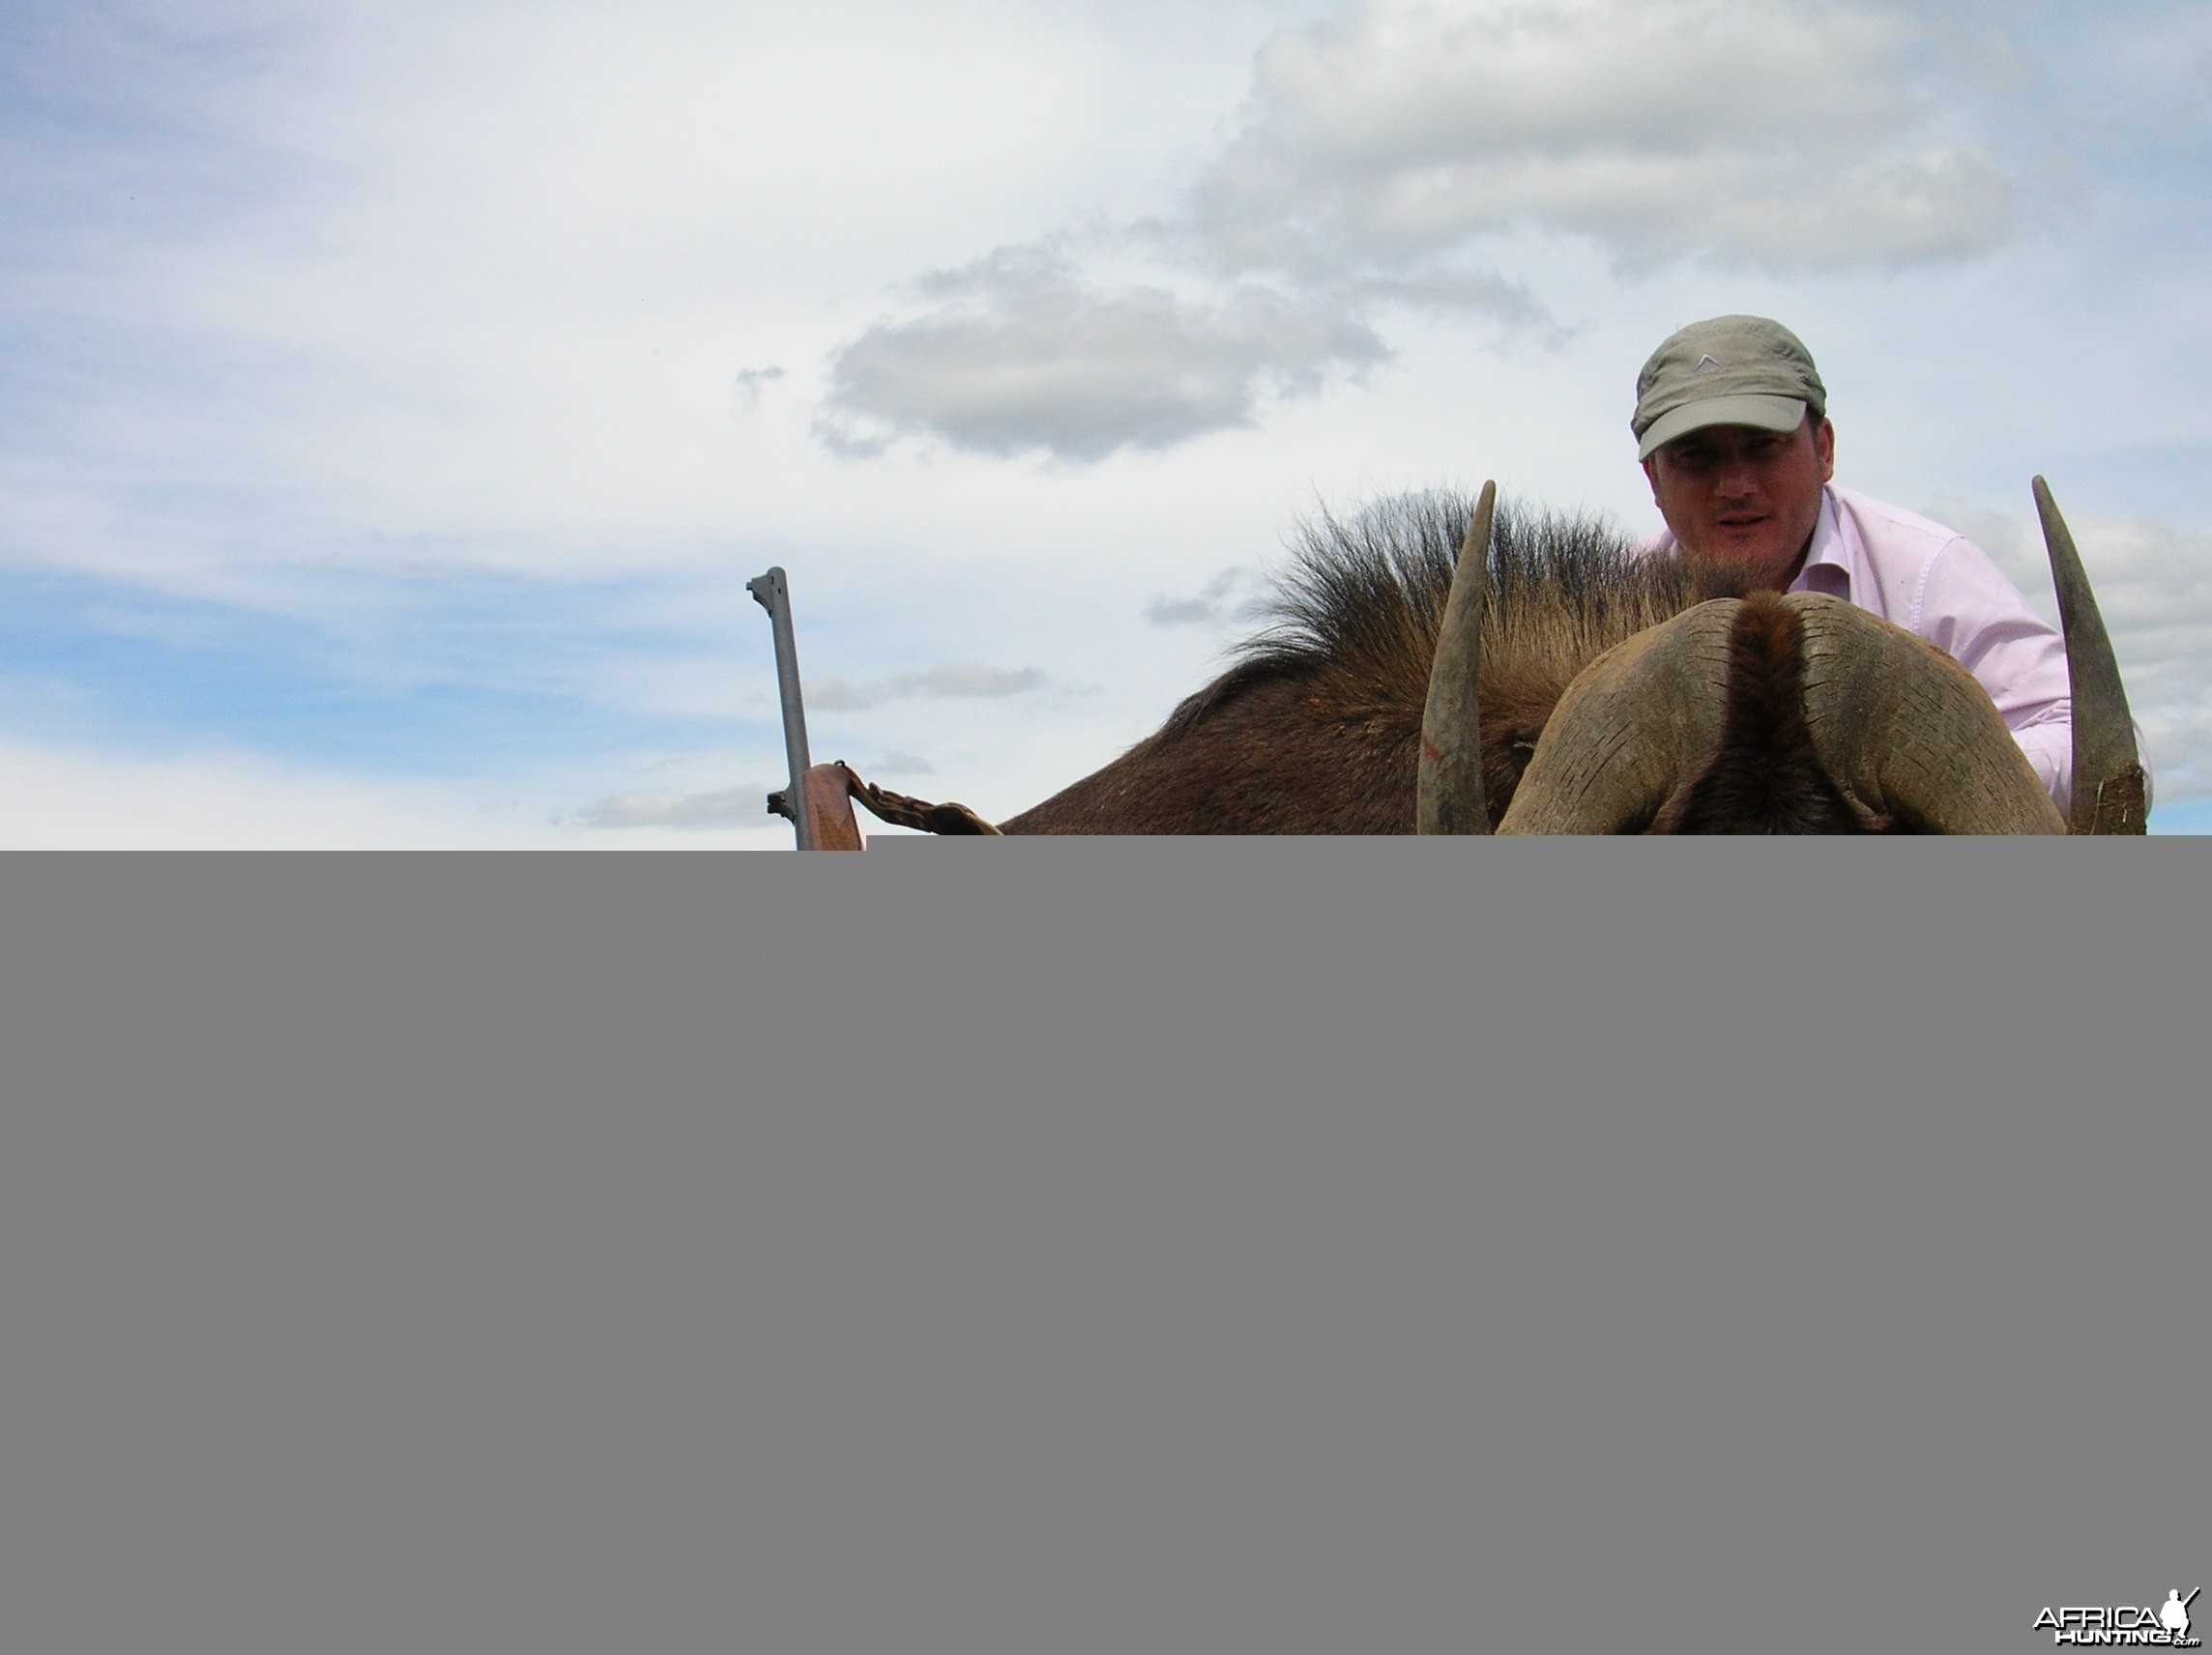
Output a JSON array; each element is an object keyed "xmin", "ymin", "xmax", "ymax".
[
  {"xmin": 1641, "ymin": 454, "xmax": 1661, "ymax": 503},
  {"xmin": 1815, "ymin": 417, "xmax": 1836, "ymax": 483}
]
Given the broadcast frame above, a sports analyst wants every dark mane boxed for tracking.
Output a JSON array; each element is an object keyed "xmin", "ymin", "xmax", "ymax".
[
  {"xmin": 1003, "ymin": 489, "xmax": 1755, "ymax": 834},
  {"xmin": 1156, "ymin": 490, "xmax": 1749, "ymax": 738}
]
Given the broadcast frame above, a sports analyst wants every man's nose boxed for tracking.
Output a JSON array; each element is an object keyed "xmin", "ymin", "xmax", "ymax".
[{"xmin": 1715, "ymin": 455, "xmax": 1760, "ymax": 496}]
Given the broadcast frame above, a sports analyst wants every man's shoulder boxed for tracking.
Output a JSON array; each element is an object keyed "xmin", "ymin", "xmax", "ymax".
[
  {"xmin": 1826, "ymin": 485, "xmax": 1968, "ymax": 570},
  {"xmin": 1828, "ymin": 484, "xmax": 2056, "ymax": 648}
]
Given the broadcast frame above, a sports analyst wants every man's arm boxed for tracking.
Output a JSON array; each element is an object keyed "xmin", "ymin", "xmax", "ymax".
[{"xmin": 1918, "ymin": 537, "xmax": 2076, "ymax": 816}]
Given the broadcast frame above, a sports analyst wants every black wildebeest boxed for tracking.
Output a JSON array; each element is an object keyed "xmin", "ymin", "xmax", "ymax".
[{"xmin": 831, "ymin": 479, "xmax": 2144, "ymax": 836}]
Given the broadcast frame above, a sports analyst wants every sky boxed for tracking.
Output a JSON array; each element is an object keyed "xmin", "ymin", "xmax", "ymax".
[{"xmin": 3, "ymin": 0, "xmax": 2208, "ymax": 846}]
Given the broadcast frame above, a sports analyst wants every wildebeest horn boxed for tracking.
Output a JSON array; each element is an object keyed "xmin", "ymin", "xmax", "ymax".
[
  {"xmin": 1506, "ymin": 595, "xmax": 2068, "ymax": 834},
  {"xmin": 2033, "ymin": 478, "xmax": 2147, "ymax": 833},
  {"xmin": 1793, "ymin": 599, "xmax": 2064, "ymax": 833},
  {"xmin": 1495, "ymin": 599, "xmax": 1741, "ymax": 833},
  {"xmin": 1416, "ymin": 479, "xmax": 1497, "ymax": 833}
]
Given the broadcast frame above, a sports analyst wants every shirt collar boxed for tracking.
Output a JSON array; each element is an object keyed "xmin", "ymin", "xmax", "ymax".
[{"xmin": 1789, "ymin": 488, "xmax": 1852, "ymax": 601}]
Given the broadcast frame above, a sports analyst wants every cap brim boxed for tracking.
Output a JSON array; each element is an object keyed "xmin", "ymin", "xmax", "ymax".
[{"xmin": 1637, "ymin": 394, "xmax": 1808, "ymax": 460}]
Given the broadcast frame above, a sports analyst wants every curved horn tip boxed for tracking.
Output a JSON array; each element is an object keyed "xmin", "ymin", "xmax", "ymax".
[
  {"xmin": 2031, "ymin": 476, "xmax": 2147, "ymax": 834},
  {"xmin": 1464, "ymin": 479, "xmax": 1498, "ymax": 551},
  {"xmin": 1415, "ymin": 479, "xmax": 1499, "ymax": 834}
]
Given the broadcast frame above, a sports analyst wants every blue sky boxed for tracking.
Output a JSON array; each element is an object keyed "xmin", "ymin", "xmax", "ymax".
[{"xmin": 4, "ymin": 0, "xmax": 2208, "ymax": 843}]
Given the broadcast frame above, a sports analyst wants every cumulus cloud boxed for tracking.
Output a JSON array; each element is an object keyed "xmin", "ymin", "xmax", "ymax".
[
  {"xmin": 805, "ymin": 660, "xmax": 1049, "ymax": 711},
  {"xmin": 1930, "ymin": 497, "xmax": 2212, "ymax": 803},
  {"xmin": 1182, "ymin": 0, "xmax": 2017, "ymax": 278},
  {"xmin": 732, "ymin": 364, "xmax": 785, "ymax": 417},
  {"xmin": 815, "ymin": 243, "xmax": 1387, "ymax": 461},
  {"xmin": 814, "ymin": 0, "xmax": 2016, "ymax": 466},
  {"xmin": 1145, "ymin": 566, "xmax": 1261, "ymax": 626},
  {"xmin": 1349, "ymin": 267, "xmax": 1562, "ymax": 330},
  {"xmin": 861, "ymin": 750, "xmax": 932, "ymax": 776}
]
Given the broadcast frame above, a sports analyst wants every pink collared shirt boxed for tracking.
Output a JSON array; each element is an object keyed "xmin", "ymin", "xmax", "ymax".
[{"xmin": 1643, "ymin": 484, "xmax": 2075, "ymax": 813}]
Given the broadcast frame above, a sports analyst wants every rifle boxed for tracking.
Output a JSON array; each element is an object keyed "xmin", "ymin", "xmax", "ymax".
[
  {"xmin": 745, "ymin": 567, "xmax": 813, "ymax": 848},
  {"xmin": 748, "ymin": 567, "xmax": 992, "ymax": 847}
]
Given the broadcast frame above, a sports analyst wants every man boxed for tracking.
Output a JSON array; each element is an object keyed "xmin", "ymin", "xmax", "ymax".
[{"xmin": 1632, "ymin": 314, "xmax": 2075, "ymax": 812}]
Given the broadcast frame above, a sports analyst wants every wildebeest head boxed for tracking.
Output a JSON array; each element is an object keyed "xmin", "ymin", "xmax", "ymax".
[
  {"xmin": 838, "ymin": 479, "xmax": 2141, "ymax": 836},
  {"xmin": 1417, "ymin": 479, "xmax": 2142, "ymax": 835}
]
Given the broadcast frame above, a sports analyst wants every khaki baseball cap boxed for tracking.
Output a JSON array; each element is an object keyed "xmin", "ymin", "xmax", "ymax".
[{"xmin": 1632, "ymin": 315, "xmax": 1826, "ymax": 460}]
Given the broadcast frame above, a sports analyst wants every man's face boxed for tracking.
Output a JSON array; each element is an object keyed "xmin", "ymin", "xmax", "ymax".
[{"xmin": 1642, "ymin": 415, "xmax": 1836, "ymax": 590}]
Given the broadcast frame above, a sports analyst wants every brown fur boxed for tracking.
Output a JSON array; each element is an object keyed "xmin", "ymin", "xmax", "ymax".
[
  {"xmin": 1000, "ymin": 492, "xmax": 1755, "ymax": 834},
  {"xmin": 1658, "ymin": 593, "xmax": 1889, "ymax": 835}
]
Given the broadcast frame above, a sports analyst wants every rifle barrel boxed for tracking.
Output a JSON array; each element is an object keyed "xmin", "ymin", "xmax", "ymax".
[{"xmin": 747, "ymin": 566, "xmax": 815, "ymax": 850}]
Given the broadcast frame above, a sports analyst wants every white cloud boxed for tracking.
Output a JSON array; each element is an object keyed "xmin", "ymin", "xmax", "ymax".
[
  {"xmin": 1184, "ymin": 0, "xmax": 2016, "ymax": 277},
  {"xmin": 1349, "ymin": 267, "xmax": 1562, "ymax": 328},
  {"xmin": 0, "ymin": 0, "xmax": 1158, "ymax": 591},
  {"xmin": 806, "ymin": 661, "xmax": 1052, "ymax": 712},
  {"xmin": 1930, "ymin": 496, "xmax": 2212, "ymax": 804},
  {"xmin": 0, "ymin": 733, "xmax": 810, "ymax": 850},
  {"xmin": 732, "ymin": 365, "xmax": 785, "ymax": 418},
  {"xmin": 1145, "ymin": 566, "xmax": 1261, "ymax": 625},
  {"xmin": 817, "ymin": 244, "xmax": 1387, "ymax": 461},
  {"xmin": 576, "ymin": 785, "xmax": 769, "ymax": 830},
  {"xmin": 817, "ymin": 0, "xmax": 2011, "ymax": 469},
  {"xmin": 0, "ymin": 737, "xmax": 548, "ymax": 851}
]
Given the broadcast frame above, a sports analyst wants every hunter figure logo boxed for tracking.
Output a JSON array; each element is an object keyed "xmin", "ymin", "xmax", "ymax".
[{"xmin": 2034, "ymin": 1587, "xmax": 2201, "ymax": 1646}]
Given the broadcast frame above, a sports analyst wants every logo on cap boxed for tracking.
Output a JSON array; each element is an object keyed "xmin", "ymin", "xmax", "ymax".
[{"xmin": 1694, "ymin": 354, "xmax": 1722, "ymax": 373}]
